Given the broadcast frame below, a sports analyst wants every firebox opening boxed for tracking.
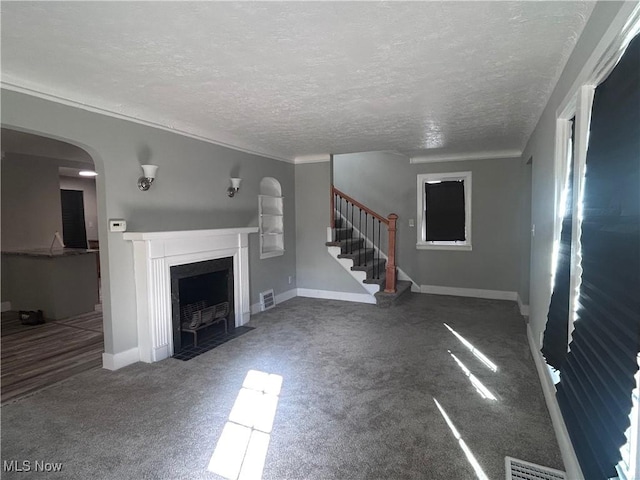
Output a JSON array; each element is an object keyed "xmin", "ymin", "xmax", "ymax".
[{"xmin": 171, "ymin": 257, "xmax": 234, "ymax": 356}]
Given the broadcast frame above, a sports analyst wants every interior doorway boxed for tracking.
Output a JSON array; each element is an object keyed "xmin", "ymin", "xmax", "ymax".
[{"xmin": 0, "ymin": 127, "xmax": 105, "ymax": 403}]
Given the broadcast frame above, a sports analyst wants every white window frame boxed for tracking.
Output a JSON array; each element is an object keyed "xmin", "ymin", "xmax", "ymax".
[{"xmin": 416, "ymin": 171, "xmax": 472, "ymax": 251}]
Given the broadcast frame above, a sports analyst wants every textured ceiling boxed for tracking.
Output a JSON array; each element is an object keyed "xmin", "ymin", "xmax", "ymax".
[{"xmin": 0, "ymin": 2, "xmax": 594, "ymax": 162}]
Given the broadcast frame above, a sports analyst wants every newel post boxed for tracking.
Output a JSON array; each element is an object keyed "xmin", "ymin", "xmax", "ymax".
[{"xmin": 385, "ymin": 213, "xmax": 398, "ymax": 293}]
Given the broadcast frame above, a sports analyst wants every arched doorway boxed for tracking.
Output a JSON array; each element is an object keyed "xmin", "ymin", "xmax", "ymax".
[{"xmin": 1, "ymin": 127, "xmax": 106, "ymax": 403}]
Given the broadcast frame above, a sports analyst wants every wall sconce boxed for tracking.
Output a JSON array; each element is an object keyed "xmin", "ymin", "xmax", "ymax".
[
  {"xmin": 228, "ymin": 177, "xmax": 242, "ymax": 197},
  {"xmin": 138, "ymin": 164, "xmax": 159, "ymax": 191}
]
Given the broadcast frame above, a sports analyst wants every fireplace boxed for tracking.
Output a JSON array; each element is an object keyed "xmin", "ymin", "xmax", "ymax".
[
  {"xmin": 171, "ymin": 257, "xmax": 234, "ymax": 354},
  {"xmin": 123, "ymin": 227, "xmax": 257, "ymax": 364}
]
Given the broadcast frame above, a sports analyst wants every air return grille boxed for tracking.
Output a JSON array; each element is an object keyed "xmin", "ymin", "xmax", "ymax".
[
  {"xmin": 260, "ymin": 289, "xmax": 275, "ymax": 311},
  {"xmin": 505, "ymin": 457, "xmax": 566, "ymax": 480}
]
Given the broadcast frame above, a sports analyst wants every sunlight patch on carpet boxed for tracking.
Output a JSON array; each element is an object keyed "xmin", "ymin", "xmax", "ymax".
[
  {"xmin": 448, "ymin": 350, "xmax": 497, "ymax": 401},
  {"xmin": 433, "ymin": 397, "xmax": 489, "ymax": 480},
  {"xmin": 443, "ymin": 323, "xmax": 498, "ymax": 372},
  {"xmin": 208, "ymin": 370, "xmax": 282, "ymax": 480}
]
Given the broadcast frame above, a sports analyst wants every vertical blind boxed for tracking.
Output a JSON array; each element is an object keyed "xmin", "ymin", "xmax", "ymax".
[
  {"xmin": 555, "ymin": 34, "xmax": 640, "ymax": 480},
  {"xmin": 542, "ymin": 119, "xmax": 575, "ymax": 371}
]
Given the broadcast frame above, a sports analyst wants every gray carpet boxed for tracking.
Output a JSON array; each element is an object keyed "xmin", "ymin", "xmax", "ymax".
[{"xmin": 0, "ymin": 294, "xmax": 562, "ymax": 479}]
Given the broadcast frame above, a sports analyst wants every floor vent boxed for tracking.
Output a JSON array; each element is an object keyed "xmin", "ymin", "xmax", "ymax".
[
  {"xmin": 506, "ymin": 457, "xmax": 566, "ymax": 480},
  {"xmin": 260, "ymin": 289, "xmax": 276, "ymax": 311}
]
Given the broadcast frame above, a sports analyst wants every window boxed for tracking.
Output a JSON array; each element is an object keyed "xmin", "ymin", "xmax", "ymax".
[
  {"xmin": 551, "ymin": 32, "xmax": 640, "ymax": 480},
  {"xmin": 417, "ymin": 172, "xmax": 471, "ymax": 250},
  {"xmin": 542, "ymin": 118, "xmax": 575, "ymax": 377}
]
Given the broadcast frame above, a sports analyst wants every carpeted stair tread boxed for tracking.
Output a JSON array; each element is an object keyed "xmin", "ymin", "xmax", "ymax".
[
  {"xmin": 332, "ymin": 227, "xmax": 353, "ymax": 239},
  {"xmin": 326, "ymin": 238, "xmax": 365, "ymax": 253},
  {"xmin": 351, "ymin": 258, "xmax": 386, "ymax": 277},
  {"xmin": 374, "ymin": 280, "xmax": 413, "ymax": 308},
  {"xmin": 363, "ymin": 274, "xmax": 386, "ymax": 286},
  {"xmin": 337, "ymin": 248, "xmax": 375, "ymax": 263}
]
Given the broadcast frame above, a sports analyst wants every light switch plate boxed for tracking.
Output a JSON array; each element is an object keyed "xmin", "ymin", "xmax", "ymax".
[
  {"xmin": 408, "ymin": 219, "xmax": 415, "ymax": 227},
  {"xmin": 109, "ymin": 219, "xmax": 127, "ymax": 232}
]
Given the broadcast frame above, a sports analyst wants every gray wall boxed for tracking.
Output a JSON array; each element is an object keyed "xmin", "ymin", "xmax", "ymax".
[
  {"xmin": 334, "ymin": 152, "xmax": 524, "ymax": 293},
  {"xmin": 1, "ymin": 153, "xmax": 64, "ymax": 251},
  {"xmin": 1, "ymin": 89, "xmax": 296, "ymax": 357},
  {"xmin": 59, "ymin": 175, "xmax": 99, "ymax": 241},
  {"xmin": 295, "ymin": 162, "xmax": 367, "ymax": 294},
  {"xmin": 523, "ymin": 1, "xmax": 625, "ymax": 344},
  {"xmin": 518, "ymin": 160, "xmax": 533, "ymax": 304}
]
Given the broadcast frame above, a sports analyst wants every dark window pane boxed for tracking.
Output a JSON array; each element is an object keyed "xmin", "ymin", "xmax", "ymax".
[
  {"xmin": 60, "ymin": 189, "xmax": 87, "ymax": 249},
  {"xmin": 425, "ymin": 180, "xmax": 465, "ymax": 241}
]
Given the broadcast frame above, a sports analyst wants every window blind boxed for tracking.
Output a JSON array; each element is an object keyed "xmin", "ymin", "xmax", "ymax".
[
  {"xmin": 425, "ymin": 180, "xmax": 465, "ymax": 241},
  {"xmin": 556, "ymin": 34, "xmax": 640, "ymax": 480}
]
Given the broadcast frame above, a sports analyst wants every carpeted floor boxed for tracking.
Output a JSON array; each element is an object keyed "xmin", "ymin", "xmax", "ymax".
[{"xmin": 0, "ymin": 294, "xmax": 562, "ymax": 479}]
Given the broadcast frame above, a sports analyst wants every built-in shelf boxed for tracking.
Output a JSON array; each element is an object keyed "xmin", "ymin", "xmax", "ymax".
[{"xmin": 259, "ymin": 178, "xmax": 284, "ymax": 259}]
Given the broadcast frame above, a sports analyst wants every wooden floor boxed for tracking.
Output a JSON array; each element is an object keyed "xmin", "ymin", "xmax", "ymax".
[{"xmin": 1, "ymin": 310, "xmax": 104, "ymax": 404}]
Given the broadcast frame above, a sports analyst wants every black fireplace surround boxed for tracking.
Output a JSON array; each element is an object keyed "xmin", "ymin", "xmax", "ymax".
[{"xmin": 170, "ymin": 257, "xmax": 234, "ymax": 355}]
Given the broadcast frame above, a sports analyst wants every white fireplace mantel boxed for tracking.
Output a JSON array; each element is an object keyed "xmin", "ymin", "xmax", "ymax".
[{"xmin": 124, "ymin": 227, "xmax": 258, "ymax": 363}]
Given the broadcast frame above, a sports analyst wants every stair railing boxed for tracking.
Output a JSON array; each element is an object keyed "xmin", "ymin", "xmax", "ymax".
[{"xmin": 331, "ymin": 186, "xmax": 398, "ymax": 293}]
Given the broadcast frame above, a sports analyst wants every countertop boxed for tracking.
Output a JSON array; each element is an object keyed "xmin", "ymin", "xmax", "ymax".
[{"xmin": 1, "ymin": 248, "xmax": 98, "ymax": 258}]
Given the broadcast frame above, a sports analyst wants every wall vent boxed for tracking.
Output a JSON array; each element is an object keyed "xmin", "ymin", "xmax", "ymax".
[
  {"xmin": 260, "ymin": 289, "xmax": 276, "ymax": 311},
  {"xmin": 505, "ymin": 457, "xmax": 566, "ymax": 480}
]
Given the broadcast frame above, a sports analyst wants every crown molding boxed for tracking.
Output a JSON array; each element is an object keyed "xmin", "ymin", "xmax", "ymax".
[
  {"xmin": 293, "ymin": 154, "xmax": 331, "ymax": 164},
  {"xmin": 409, "ymin": 149, "xmax": 522, "ymax": 164},
  {"xmin": 1, "ymin": 81, "xmax": 295, "ymax": 164}
]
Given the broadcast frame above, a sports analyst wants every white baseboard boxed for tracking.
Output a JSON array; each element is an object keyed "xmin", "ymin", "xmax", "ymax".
[
  {"xmin": 517, "ymin": 294, "xmax": 530, "ymax": 318},
  {"xmin": 250, "ymin": 288, "xmax": 298, "ymax": 314},
  {"xmin": 419, "ymin": 285, "xmax": 518, "ymax": 301},
  {"xmin": 1, "ymin": 301, "xmax": 12, "ymax": 312},
  {"xmin": 102, "ymin": 347, "xmax": 140, "ymax": 371},
  {"xmin": 527, "ymin": 325, "xmax": 583, "ymax": 480},
  {"xmin": 296, "ymin": 288, "xmax": 376, "ymax": 304}
]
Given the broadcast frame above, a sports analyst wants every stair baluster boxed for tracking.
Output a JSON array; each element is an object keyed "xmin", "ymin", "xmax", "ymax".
[
  {"xmin": 350, "ymin": 202, "xmax": 354, "ymax": 254},
  {"xmin": 329, "ymin": 186, "xmax": 397, "ymax": 293}
]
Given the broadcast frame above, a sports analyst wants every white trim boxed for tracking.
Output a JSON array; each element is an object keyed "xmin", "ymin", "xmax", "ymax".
[
  {"xmin": 296, "ymin": 288, "xmax": 377, "ymax": 305},
  {"xmin": 1, "ymin": 301, "xmax": 12, "ymax": 312},
  {"xmin": 527, "ymin": 325, "xmax": 584, "ymax": 480},
  {"xmin": 124, "ymin": 228, "xmax": 255, "ymax": 363},
  {"xmin": 416, "ymin": 243, "xmax": 472, "ymax": 251},
  {"xmin": 417, "ymin": 171, "xmax": 472, "ymax": 250},
  {"xmin": 410, "ymin": 149, "xmax": 521, "ymax": 164},
  {"xmin": 293, "ymin": 154, "xmax": 331, "ymax": 164},
  {"xmin": 566, "ymin": 86, "xmax": 594, "ymax": 349},
  {"xmin": 250, "ymin": 288, "xmax": 297, "ymax": 315},
  {"xmin": 102, "ymin": 348, "xmax": 140, "ymax": 371},
  {"xmin": 123, "ymin": 227, "xmax": 257, "ymax": 241},
  {"xmin": 419, "ymin": 285, "xmax": 517, "ymax": 301},
  {"xmin": 517, "ymin": 294, "xmax": 530, "ymax": 318},
  {"xmin": 556, "ymin": 2, "xmax": 640, "ymax": 118},
  {"xmin": 0, "ymin": 81, "xmax": 294, "ymax": 164}
]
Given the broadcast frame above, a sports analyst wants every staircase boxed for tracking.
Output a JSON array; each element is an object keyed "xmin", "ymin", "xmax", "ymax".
[{"xmin": 326, "ymin": 187, "xmax": 412, "ymax": 307}]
